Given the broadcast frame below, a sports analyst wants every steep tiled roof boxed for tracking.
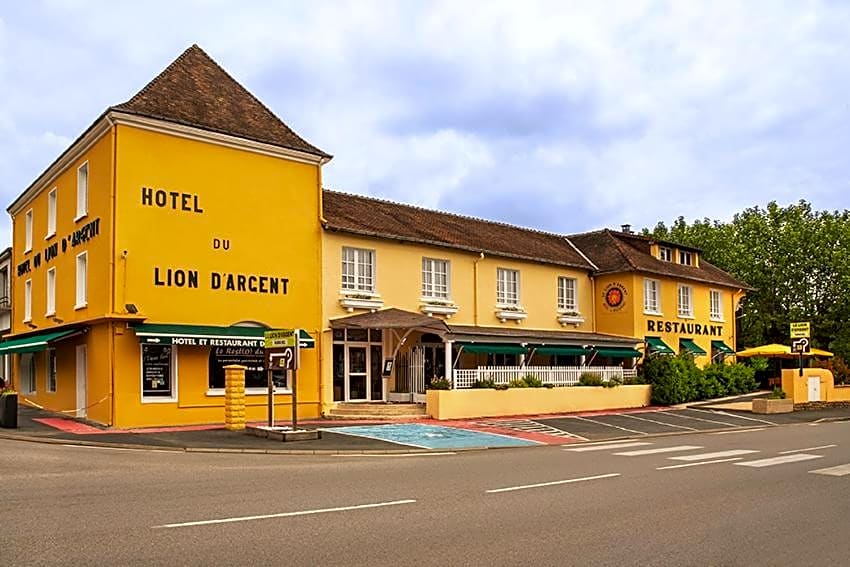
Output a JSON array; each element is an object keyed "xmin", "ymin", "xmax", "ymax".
[
  {"xmin": 568, "ymin": 229, "xmax": 751, "ymax": 289},
  {"xmin": 322, "ymin": 191, "xmax": 595, "ymax": 270},
  {"xmin": 112, "ymin": 45, "xmax": 329, "ymax": 158}
]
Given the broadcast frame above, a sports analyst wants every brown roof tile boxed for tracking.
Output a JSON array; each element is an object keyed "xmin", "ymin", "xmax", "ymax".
[
  {"xmin": 112, "ymin": 45, "xmax": 329, "ymax": 158},
  {"xmin": 568, "ymin": 229, "xmax": 752, "ymax": 289},
  {"xmin": 322, "ymin": 191, "xmax": 595, "ymax": 270}
]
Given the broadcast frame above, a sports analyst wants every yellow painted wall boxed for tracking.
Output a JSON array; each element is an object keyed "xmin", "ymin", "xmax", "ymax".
[
  {"xmin": 426, "ymin": 385, "xmax": 651, "ymax": 420},
  {"xmin": 108, "ymin": 125, "xmax": 324, "ymax": 427},
  {"xmin": 781, "ymin": 368, "xmax": 841, "ymax": 403}
]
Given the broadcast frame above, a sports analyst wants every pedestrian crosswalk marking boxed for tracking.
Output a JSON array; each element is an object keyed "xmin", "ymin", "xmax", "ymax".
[
  {"xmin": 809, "ymin": 463, "xmax": 850, "ymax": 477},
  {"xmin": 657, "ymin": 457, "xmax": 744, "ymax": 470},
  {"xmin": 735, "ymin": 454, "xmax": 823, "ymax": 468},
  {"xmin": 669, "ymin": 449, "xmax": 758, "ymax": 461},
  {"xmin": 614, "ymin": 445, "xmax": 703, "ymax": 456},
  {"xmin": 565, "ymin": 441, "xmax": 652, "ymax": 452}
]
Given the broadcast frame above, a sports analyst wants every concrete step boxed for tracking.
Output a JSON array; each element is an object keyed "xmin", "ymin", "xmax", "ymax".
[{"xmin": 326, "ymin": 403, "xmax": 429, "ymax": 420}]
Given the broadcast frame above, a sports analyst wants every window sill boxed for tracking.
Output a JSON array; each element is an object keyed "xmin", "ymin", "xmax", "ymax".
[
  {"xmin": 141, "ymin": 397, "xmax": 177, "ymax": 404},
  {"xmin": 339, "ymin": 296, "xmax": 384, "ymax": 313},
  {"xmin": 420, "ymin": 303, "xmax": 459, "ymax": 318},
  {"xmin": 644, "ymin": 310, "xmax": 663, "ymax": 316},
  {"xmin": 677, "ymin": 314, "xmax": 695, "ymax": 319},
  {"xmin": 557, "ymin": 314, "xmax": 585, "ymax": 326},
  {"xmin": 22, "ymin": 318, "xmax": 32, "ymax": 324},
  {"xmin": 206, "ymin": 388, "xmax": 292, "ymax": 397},
  {"xmin": 24, "ymin": 248, "xmax": 32, "ymax": 255},
  {"xmin": 74, "ymin": 212, "xmax": 88, "ymax": 223},
  {"xmin": 45, "ymin": 311, "xmax": 56, "ymax": 318},
  {"xmin": 495, "ymin": 307, "xmax": 527, "ymax": 323},
  {"xmin": 74, "ymin": 302, "xmax": 87, "ymax": 311},
  {"xmin": 710, "ymin": 317, "xmax": 725, "ymax": 323},
  {"xmin": 44, "ymin": 232, "xmax": 56, "ymax": 241}
]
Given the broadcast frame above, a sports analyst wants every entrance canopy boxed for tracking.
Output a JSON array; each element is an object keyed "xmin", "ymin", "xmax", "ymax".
[
  {"xmin": 132, "ymin": 324, "xmax": 315, "ymax": 348},
  {"xmin": 330, "ymin": 308, "xmax": 449, "ymax": 334},
  {"xmin": 0, "ymin": 329, "xmax": 79, "ymax": 355},
  {"xmin": 735, "ymin": 343, "xmax": 833, "ymax": 359}
]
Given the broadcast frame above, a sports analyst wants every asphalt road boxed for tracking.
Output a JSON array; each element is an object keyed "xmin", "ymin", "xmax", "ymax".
[{"xmin": 4, "ymin": 419, "xmax": 850, "ymax": 566}]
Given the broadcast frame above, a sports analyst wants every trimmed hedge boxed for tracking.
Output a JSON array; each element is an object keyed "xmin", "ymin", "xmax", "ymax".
[{"xmin": 640, "ymin": 355, "xmax": 758, "ymax": 405}]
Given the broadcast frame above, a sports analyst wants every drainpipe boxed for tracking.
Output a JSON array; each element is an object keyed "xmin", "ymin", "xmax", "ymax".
[
  {"xmin": 473, "ymin": 252, "xmax": 485, "ymax": 326},
  {"xmin": 108, "ymin": 116, "xmax": 118, "ymax": 427}
]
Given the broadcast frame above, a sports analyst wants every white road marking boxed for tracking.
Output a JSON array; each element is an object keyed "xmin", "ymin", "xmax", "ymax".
[
  {"xmin": 735, "ymin": 454, "xmax": 823, "ymax": 468},
  {"xmin": 779, "ymin": 445, "xmax": 837, "ymax": 455},
  {"xmin": 486, "ymin": 473, "xmax": 620, "ymax": 493},
  {"xmin": 565, "ymin": 441, "xmax": 652, "ymax": 452},
  {"xmin": 810, "ymin": 463, "xmax": 850, "ymax": 477},
  {"xmin": 657, "ymin": 457, "xmax": 744, "ymax": 470},
  {"xmin": 705, "ymin": 409, "xmax": 778, "ymax": 426},
  {"xmin": 570, "ymin": 415, "xmax": 647, "ymax": 435},
  {"xmin": 710, "ymin": 428, "xmax": 767, "ymax": 435},
  {"xmin": 567, "ymin": 438, "xmax": 642, "ymax": 447},
  {"xmin": 659, "ymin": 410, "xmax": 743, "ymax": 428},
  {"xmin": 620, "ymin": 413, "xmax": 697, "ymax": 431},
  {"xmin": 669, "ymin": 449, "xmax": 759, "ymax": 461},
  {"xmin": 152, "ymin": 499, "xmax": 417, "ymax": 529},
  {"xmin": 333, "ymin": 452, "xmax": 456, "ymax": 458},
  {"xmin": 614, "ymin": 445, "xmax": 703, "ymax": 456}
]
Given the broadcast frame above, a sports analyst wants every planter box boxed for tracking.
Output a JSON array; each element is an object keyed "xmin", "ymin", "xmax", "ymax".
[
  {"xmin": 426, "ymin": 385, "xmax": 651, "ymax": 420},
  {"xmin": 752, "ymin": 398, "xmax": 794, "ymax": 414},
  {"xmin": 0, "ymin": 393, "xmax": 18, "ymax": 428}
]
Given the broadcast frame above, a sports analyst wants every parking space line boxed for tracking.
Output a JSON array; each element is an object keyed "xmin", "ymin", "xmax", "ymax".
[
  {"xmin": 486, "ymin": 473, "xmax": 620, "ymax": 493},
  {"xmin": 565, "ymin": 441, "xmax": 652, "ymax": 452},
  {"xmin": 779, "ymin": 445, "xmax": 837, "ymax": 455},
  {"xmin": 152, "ymin": 499, "xmax": 417, "ymax": 528},
  {"xmin": 735, "ymin": 454, "xmax": 823, "ymax": 468},
  {"xmin": 658, "ymin": 410, "xmax": 741, "ymax": 428},
  {"xmin": 710, "ymin": 428, "xmax": 767, "ymax": 435},
  {"xmin": 669, "ymin": 449, "xmax": 759, "ymax": 461},
  {"xmin": 810, "ymin": 464, "xmax": 850, "ymax": 477},
  {"xmin": 570, "ymin": 415, "xmax": 647, "ymax": 435},
  {"xmin": 658, "ymin": 457, "xmax": 743, "ymax": 470},
  {"xmin": 614, "ymin": 445, "xmax": 703, "ymax": 456},
  {"xmin": 620, "ymin": 413, "xmax": 697, "ymax": 431},
  {"xmin": 692, "ymin": 408, "xmax": 778, "ymax": 426}
]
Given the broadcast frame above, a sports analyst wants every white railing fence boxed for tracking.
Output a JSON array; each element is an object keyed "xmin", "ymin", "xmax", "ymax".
[{"xmin": 453, "ymin": 366, "xmax": 637, "ymax": 389}]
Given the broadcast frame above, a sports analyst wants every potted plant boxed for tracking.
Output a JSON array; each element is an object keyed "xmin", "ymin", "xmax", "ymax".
[
  {"xmin": 0, "ymin": 378, "xmax": 18, "ymax": 428},
  {"xmin": 752, "ymin": 387, "xmax": 793, "ymax": 414}
]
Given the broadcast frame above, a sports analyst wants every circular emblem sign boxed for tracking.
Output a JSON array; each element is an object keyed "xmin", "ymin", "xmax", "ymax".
[{"xmin": 602, "ymin": 282, "xmax": 628, "ymax": 311}]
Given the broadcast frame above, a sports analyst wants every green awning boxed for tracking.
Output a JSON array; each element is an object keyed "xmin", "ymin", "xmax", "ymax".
[
  {"xmin": 459, "ymin": 343, "xmax": 527, "ymax": 355},
  {"xmin": 711, "ymin": 340, "xmax": 735, "ymax": 355},
  {"xmin": 132, "ymin": 324, "xmax": 315, "ymax": 349},
  {"xmin": 645, "ymin": 337, "xmax": 674, "ymax": 355},
  {"xmin": 680, "ymin": 338, "xmax": 707, "ymax": 356},
  {"xmin": 533, "ymin": 345, "xmax": 589, "ymax": 356},
  {"xmin": 0, "ymin": 329, "xmax": 78, "ymax": 354},
  {"xmin": 593, "ymin": 347, "xmax": 642, "ymax": 358}
]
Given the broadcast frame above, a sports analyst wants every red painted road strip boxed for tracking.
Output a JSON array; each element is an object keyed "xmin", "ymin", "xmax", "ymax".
[{"xmin": 33, "ymin": 418, "xmax": 112, "ymax": 435}]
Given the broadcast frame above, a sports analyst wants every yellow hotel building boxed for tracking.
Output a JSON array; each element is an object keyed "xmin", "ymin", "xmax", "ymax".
[{"xmin": 2, "ymin": 46, "xmax": 748, "ymax": 427}]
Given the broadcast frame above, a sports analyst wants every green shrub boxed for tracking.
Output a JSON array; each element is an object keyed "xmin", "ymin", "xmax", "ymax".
[
  {"xmin": 578, "ymin": 372, "xmax": 604, "ymax": 387},
  {"xmin": 508, "ymin": 378, "xmax": 529, "ymax": 388},
  {"xmin": 602, "ymin": 375, "xmax": 623, "ymax": 388},
  {"xmin": 494, "ymin": 383, "xmax": 509, "ymax": 391},
  {"xmin": 471, "ymin": 379, "xmax": 496, "ymax": 389},
  {"xmin": 426, "ymin": 377, "xmax": 451, "ymax": 390},
  {"xmin": 641, "ymin": 354, "xmax": 702, "ymax": 405},
  {"xmin": 768, "ymin": 387, "xmax": 786, "ymax": 399},
  {"xmin": 522, "ymin": 374, "xmax": 544, "ymax": 388}
]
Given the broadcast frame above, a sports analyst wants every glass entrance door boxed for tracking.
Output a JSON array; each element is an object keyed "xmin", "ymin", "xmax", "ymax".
[{"xmin": 348, "ymin": 346, "xmax": 368, "ymax": 400}]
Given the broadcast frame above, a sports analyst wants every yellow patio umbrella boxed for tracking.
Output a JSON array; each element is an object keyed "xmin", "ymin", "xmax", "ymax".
[{"xmin": 735, "ymin": 343, "xmax": 833, "ymax": 358}]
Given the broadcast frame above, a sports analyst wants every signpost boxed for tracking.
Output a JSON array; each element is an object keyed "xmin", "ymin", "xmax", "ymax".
[
  {"xmin": 791, "ymin": 322, "xmax": 811, "ymax": 377},
  {"xmin": 263, "ymin": 329, "xmax": 300, "ymax": 430}
]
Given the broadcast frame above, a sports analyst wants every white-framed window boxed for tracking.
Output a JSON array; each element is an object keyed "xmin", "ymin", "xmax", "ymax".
[
  {"xmin": 75, "ymin": 252, "xmax": 87, "ymax": 309},
  {"xmin": 25, "ymin": 209, "xmax": 33, "ymax": 253},
  {"xmin": 643, "ymin": 278, "xmax": 661, "ymax": 314},
  {"xmin": 557, "ymin": 276, "xmax": 578, "ymax": 312},
  {"xmin": 47, "ymin": 188, "xmax": 57, "ymax": 238},
  {"xmin": 24, "ymin": 279, "xmax": 32, "ymax": 322},
  {"xmin": 141, "ymin": 344, "xmax": 177, "ymax": 402},
  {"xmin": 46, "ymin": 267, "xmax": 56, "ymax": 316},
  {"xmin": 678, "ymin": 284, "xmax": 693, "ymax": 317},
  {"xmin": 710, "ymin": 289, "xmax": 723, "ymax": 321},
  {"xmin": 21, "ymin": 353, "xmax": 36, "ymax": 394},
  {"xmin": 659, "ymin": 247, "xmax": 672, "ymax": 262},
  {"xmin": 76, "ymin": 162, "xmax": 88, "ymax": 220},
  {"xmin": 46, "ymin": 349, "xmax": 57, "ymax": 393},
  {"xmin": 421, "ymin": 257, "xmax": 450, "ymax": 299},
  {"xmin": 496, "ymin": 268, "xmax": 520, "ymax": 305},
  {"xmin": 341, "ymin": 247, "xmax": 375, "ymax": 293},
  {"xmin": 679, "ymin": 250, "xmax": 693, "ymax": 266}
]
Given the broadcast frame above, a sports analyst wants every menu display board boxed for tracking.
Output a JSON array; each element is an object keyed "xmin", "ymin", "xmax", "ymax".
[{"xmin": 142, "ymin": 344, "xmax": 173, "ymax": 397}]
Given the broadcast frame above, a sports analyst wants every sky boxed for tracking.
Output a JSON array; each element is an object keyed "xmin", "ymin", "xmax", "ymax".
[{"xmin": 2, "ymin": 0, "xmax": 850, "ymax": 249}]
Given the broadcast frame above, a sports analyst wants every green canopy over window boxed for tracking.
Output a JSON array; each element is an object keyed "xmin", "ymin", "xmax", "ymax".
[
  {"xmin": 680, "ymin": 338, "xmax": 707, "ymax": 355},
  {"xmin": 593, "ymin": 347, "xmax": 642, "ymax": 358},
  {"xmin": 533, "ymin": 345, "xmax": 589, "ymax": 356},
  {"xmin": 458, "ymin": 343, "xmax": 527, "ymax": 355},
  {"xmin": 0, "ymin": 329, "xmax": 78, "ymax": 355},
  {"xmin": 645, "ymin": 336, "xmax": 674, "ymax": 355},
  {"xmin": 711, "ymin": 340, "xmax": 735, "ymax": 355}
]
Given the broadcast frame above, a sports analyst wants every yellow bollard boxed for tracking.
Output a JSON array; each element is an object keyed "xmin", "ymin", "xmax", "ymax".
[{"xmin": 223, "ymin": 364, "xmax": 247, "ymax": 431}]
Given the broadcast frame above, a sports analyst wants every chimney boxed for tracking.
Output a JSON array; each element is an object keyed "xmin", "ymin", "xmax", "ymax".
[{"xmin": 621, "ymin": 224, "xmax": 632, "ymax": 234}]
